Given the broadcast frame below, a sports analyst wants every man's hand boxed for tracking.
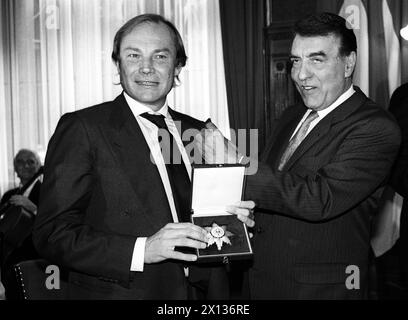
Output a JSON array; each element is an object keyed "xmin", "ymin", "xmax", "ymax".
[
  {"xmin": 9, "ymin": 195, "xmax": 37, "ymax": 213},
  {"xmin": 195, "ymin": 120, "xmax": 243, "ymax": 164},
  {"xmin": 226, "ymin": 200, "xmax": 255, "ymax": 228},
  {"xmin": 144, "ymin": 223, "xmax": 208, "ymax": 264}
]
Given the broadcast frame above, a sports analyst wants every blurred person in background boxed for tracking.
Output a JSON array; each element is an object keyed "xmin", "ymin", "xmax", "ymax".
[{"xmin": 0, "ymin": 149, "xmax": 43, "ymax": 299}]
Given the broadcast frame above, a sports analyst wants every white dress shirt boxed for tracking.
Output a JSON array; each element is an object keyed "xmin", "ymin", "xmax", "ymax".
[
  {"xmin": 123, "ymin": 92, "xmax": 192, "ymax": 272},
  {"xmin": 290, "ymin": 85, "xmax": 356, "ymax": 140}
]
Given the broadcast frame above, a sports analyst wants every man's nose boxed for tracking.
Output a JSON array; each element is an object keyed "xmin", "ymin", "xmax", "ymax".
[
  {"xmin": 140, "ymin": 58, "xmax": 154, "ymax": 75},
  {"xmin": 297, "ymin": 62, "xmax": 312, "ymax": 81}
]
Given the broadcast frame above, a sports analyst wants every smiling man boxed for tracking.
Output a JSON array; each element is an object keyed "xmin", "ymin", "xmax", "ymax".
[
  {"xmin": 197, "ymin": 12, "xmax": 402, "ymax": 300},
  {"xmin": 33, "ymin": 14, "xmax": 254, "ymax": 300},
  {"xmin": 243, "ymin": 12, "xmax": 401, "ymax": 299},
  {"xmin": 290, "ymin": 34, "xmax": 355, "ymax": 112}
]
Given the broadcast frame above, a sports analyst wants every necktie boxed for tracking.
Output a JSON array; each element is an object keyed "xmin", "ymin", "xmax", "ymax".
[
  {"xmin": 140, "ymin": 113, "xmax": 191, "ymax": 223},
  {"xmin": 278, "ymin": 110, "xmax": 319, "ymax": 171}
]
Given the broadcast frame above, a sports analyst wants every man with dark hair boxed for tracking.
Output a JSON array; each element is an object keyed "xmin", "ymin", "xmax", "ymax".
[
  {"xmin": 387, "ymin": 83, "xmax": 408, "ymax": 289},
  {"xmin": 200, "ymin": 12, "xmax": 400, "ymax": 299},
  {"xmin": 245, "ymin": 12, "xmax": 400, "ymax": 300},
  {"xmin": 293, "ymin": 12, "xmax": 357, "ymax": 56},
  {"xmin": 33, "ymin": 14, "xmax": 254, "ymax": 300}
]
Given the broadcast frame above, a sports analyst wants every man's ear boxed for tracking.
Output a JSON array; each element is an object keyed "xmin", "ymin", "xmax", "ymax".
[
  {"xmin": 344, "ymin": 51, "xmax": 356, "ymax": 78},
  {"xmin": 174, "ymin": 64, "xmax": 182, "ymax": 77},
  {"xmin": 115, "ymin": 60, "xmax": 120, "ymax": 74}
]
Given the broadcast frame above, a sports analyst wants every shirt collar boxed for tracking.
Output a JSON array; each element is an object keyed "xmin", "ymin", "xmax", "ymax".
[
  {"xmin": 316, "ymin": 85, "xmax": 355, "ymax": 118},
  {"xmin": 123, "ymin": 91, "xmax": 169, "ymax": 118}
]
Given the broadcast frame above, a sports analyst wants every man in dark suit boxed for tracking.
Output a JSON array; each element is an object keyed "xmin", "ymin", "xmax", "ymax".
[
  {"xmin": 0, "ymin": 149, "xmax": 42, "ymax": 213},
  {"xmin": 33, "ymin": 14, "xmax": 254, "ymax": 300},
  {"xmin": 0, "ymin": 149, "xmax": 42, "ymax": 299},
  {"xmin": 200, "ymin": 13, "xmax": 401, "ymax": 299},
  {"xmin": 387, "ymin": 83, "xmax": 408, "ymax": 289},
  {"xmin": 245, "ymin": 13, "xmax": 401, "ymax": 300}
]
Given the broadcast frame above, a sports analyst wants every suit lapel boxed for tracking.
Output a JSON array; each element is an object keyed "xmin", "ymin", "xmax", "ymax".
[
  {"xmin": 284, "ymin": 86, "xmax": 368, "ymax": 170},
  {"xmin": 104, "ymin": 94, "xmax": 173, "ymax": 228},
  {"xmin": 264, "ymin": 106, "xmax": 305, "ymax": 168}
]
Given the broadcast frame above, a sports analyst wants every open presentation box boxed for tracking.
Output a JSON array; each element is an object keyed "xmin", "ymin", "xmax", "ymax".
[{"xmin": 191, "ymin": 164, "xmax": 253, "ymax": 262}]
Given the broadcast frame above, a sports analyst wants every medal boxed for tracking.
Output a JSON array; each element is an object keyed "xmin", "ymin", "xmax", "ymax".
[{"xmin": 205, "ymin": 222, "xmax": 233, "ymax": 250}]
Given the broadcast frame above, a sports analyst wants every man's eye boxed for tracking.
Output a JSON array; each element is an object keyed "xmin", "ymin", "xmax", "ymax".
[
  {"xmin": 312, "ymin": 58, "xmax": 323, "ymax": 64},
  {"xmin": 290, "ymin": 59, "xmax": 300, "ymax": 66},
  {"xmin": 128, "ymin": 53, "xmax": 140, "ymax": 59},
  {"xmin": 154, "ymin": 54, "xmax": 167, "ymax": 60}
]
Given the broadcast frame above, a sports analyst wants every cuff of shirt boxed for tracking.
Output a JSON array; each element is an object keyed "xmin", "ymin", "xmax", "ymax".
[{"xmin": 130, "ymin": 237, "xmax": 147, "ymax": 272}]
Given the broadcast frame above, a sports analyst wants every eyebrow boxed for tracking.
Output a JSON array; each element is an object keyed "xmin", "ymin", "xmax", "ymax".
[
  {"xmin": 307, "ymin": 51, "xmax": 327, "ymax": 58},
  {"xmin": 122, "ymin": 47, "xmax": 171, "ymax": 53},
  {"xmin": 290, "ymin": 51, "xmax": 327, "ymax": 59}
]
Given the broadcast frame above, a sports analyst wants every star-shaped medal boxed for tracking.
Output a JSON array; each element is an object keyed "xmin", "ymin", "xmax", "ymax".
[{"xmin": 204, "ymin": 222, "xmax": 233, "ymax": 250}]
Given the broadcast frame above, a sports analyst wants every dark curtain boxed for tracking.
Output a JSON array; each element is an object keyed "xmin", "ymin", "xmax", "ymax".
[
  {"xmin": 367, "ymin": 0, "xmax": 390, "ymax": 108},
  {"xmin": 218, "ymin": 0, "xmax": 265, "ymax": 298},
  {"xmin": 219, "ymin": 0, "xmax": 266, "ymax": 154}
]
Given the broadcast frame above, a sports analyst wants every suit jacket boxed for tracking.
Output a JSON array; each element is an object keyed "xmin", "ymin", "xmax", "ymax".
[
  {"xmin": 389, "ymin": 83, "xmax": 408, "ymax": 197},
  {"xmin": 388, "ymin": 83, "xmax": 408, "ymax": 282},
  {"xmin": 246, "ymin": 87, "xmax": 401, "ymax": 299},
  {"xmin": 33, "ymin": 94, "xmax": 226, "ymax": 299},
  {"xmin": 1, "ymin": 173, "xmax": 42, "ymax": 299}
]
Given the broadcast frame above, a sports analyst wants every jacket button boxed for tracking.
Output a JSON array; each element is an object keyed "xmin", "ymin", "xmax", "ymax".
[
  {"xmin": 123, "ymin": 210, "xmax": 130, "ymax": 216},
  {"xmin": 256, "ymin": 227, "xmax": 263, "ymax": 233}
]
